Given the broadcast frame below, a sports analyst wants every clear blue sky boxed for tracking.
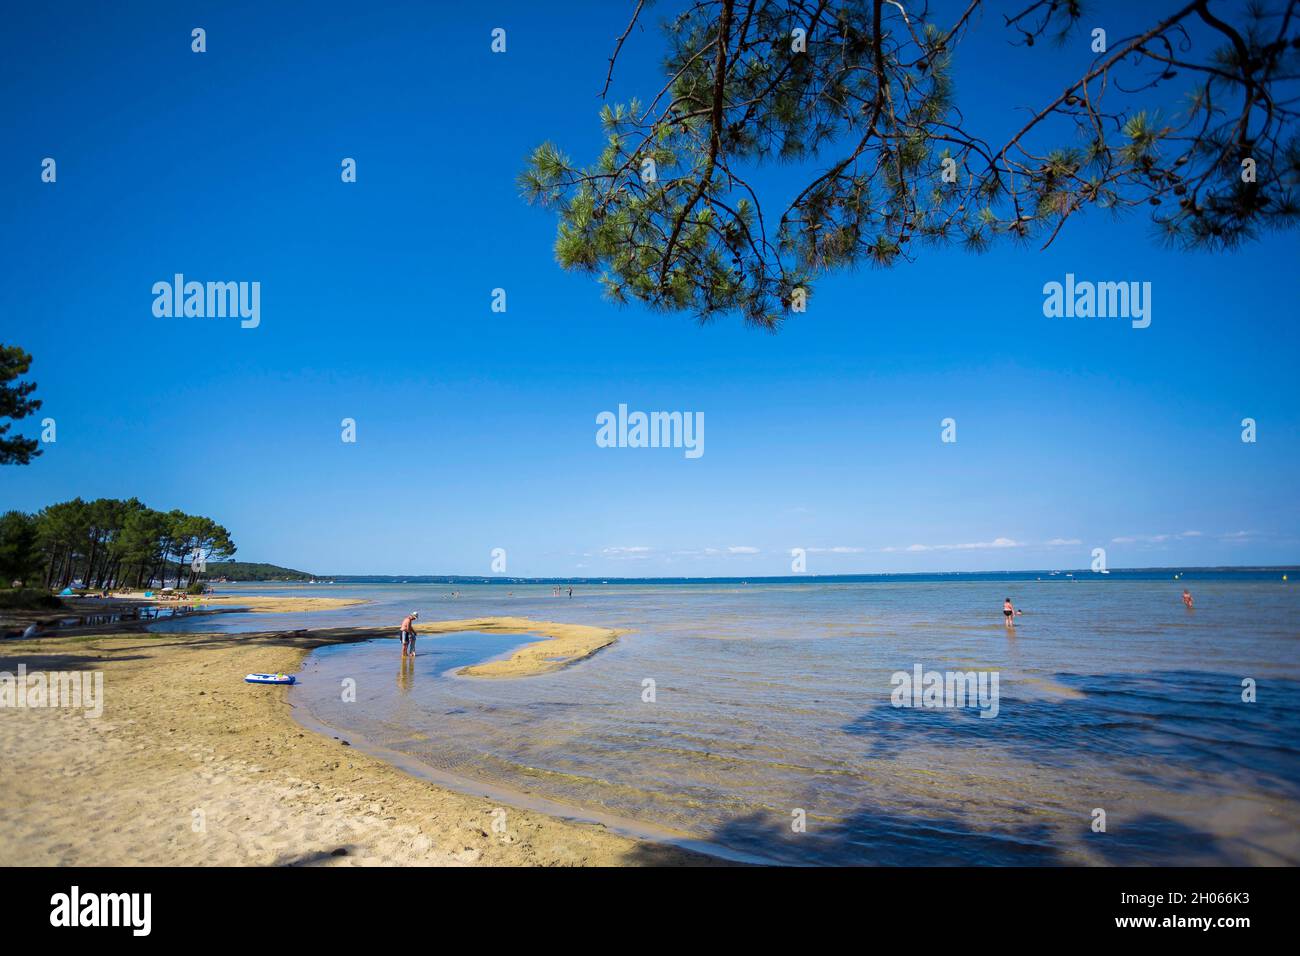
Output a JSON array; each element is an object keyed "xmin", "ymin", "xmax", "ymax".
[{"xmin": 2, "ymin": 1, "xmax": 1296, "ymax": 576}]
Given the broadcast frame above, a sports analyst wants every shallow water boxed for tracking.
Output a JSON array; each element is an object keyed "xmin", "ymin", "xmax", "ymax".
[{"xmin": 154, "ymin": 575, "xmax": 1300, "ymax": 865}]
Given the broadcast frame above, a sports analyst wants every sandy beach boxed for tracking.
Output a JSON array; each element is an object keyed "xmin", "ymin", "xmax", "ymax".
[
  {"xmin": 110, "ymin": 589, "xmax": 367, "ymax": 615},
  {"xmin": 196, "ymin": 593, "xmax": 367, "ymax": 614},
  {"xmin": 0, "ymin": 621, "xmax": 713, "ymax": 866}
]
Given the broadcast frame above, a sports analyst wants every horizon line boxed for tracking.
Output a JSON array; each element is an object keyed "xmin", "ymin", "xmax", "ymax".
[{"xmin": 220, "ymin": 564, "xmax": 1298, "ymax": 582}]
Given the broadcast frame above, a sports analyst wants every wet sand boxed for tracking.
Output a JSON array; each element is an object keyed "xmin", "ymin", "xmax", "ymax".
[
  {"xmin": 1, "ymin": 593, "xmax": 365, "ymax": 639},
  {"xmin": 0, "ymin": 623, "xmax": 713, "ymax": 866},
  {"xmin": 0, "ymin": 595, "xmax": 144, "ymax": 628}
]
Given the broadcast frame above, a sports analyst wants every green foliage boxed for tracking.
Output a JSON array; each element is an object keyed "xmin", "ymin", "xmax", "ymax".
[
  {"xmin": 12, "ymin": 497, "xmax": 238, "ymax": 591},
  {"xmin": 522, "ymin": 0, "xmax": 1300, "ymax": 328},
  {"xmin": 0, "ymin": 588, "xmax": 64, "ymax": 610},
  {"xmin": 0, "ymin": 510, "xmax": 42, "ymax": 584},
  {"xmin": 202, "ymin": 561, "xmax": 315, "ymax": 581},
  {"xmin": 0, "ymin": 344, "xmax": 42, "ymax": 465}
]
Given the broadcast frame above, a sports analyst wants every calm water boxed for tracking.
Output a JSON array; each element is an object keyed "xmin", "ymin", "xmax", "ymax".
[{"xmin": 154, "ymin": 574, "xmax": 1300, "ymax": 865}]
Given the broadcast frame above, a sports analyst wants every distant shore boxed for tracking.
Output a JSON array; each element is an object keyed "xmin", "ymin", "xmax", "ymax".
[
  {"xmin": 252, "ymin": 566, "xmax": 1298, "ymax": 585},
  {"xmin": 0, "ymin": 621, "xmax": 712, "ymax": 866}
]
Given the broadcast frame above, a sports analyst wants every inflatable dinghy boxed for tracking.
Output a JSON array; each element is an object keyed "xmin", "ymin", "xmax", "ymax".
[{"xmin": 245, "ymin": 673, "xmax": 296, "ymax": 685}]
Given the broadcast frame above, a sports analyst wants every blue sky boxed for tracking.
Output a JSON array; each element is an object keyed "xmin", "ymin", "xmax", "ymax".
[{"xmin": 2, "ymin": 0, "xmax": 1296, "ymax": 576}]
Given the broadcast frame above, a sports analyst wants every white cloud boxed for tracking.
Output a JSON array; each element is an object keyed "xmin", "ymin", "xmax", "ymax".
[
  {"xmin": 1111, "ymin": 531, "xmax": 1202, "ymax": 545},
  {"xmin": 669, "ymin": 546, "xmax": 765, "ymax": 558},
  {"xmin": 602, "ymin": 546, "xmax": 653, "ymax": 558},
  {"xmin": 885, "ymin": 537, "xmax": 1022, "ymax": 553}
]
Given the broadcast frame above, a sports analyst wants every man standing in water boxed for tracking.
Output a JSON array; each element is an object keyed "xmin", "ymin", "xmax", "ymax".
[
  {"xmin": 1003, "ymin": 597, "xmax": 1022, "ymax": 628},
  {"xmin": 400, "ymin": 611, "xmax": 419, "ymax": 657},
  {"xmin": 1182, "ymin": 589, "xmax": 1195, "ymax": 609}
]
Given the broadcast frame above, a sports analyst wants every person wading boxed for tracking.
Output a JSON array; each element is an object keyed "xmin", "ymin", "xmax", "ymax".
[{"xmin": 400, "ymin": 611, "xmax": 420, "ymax": 657}]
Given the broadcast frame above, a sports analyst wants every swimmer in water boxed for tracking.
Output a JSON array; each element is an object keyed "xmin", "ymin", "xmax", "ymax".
[
  {"xmin": 1182, "ymin": 589, "xmax": 1194, "ymax": 609},
  {"xmin": 1003, "ymin": 597, "xmax": 1022, "ymax": 627}
]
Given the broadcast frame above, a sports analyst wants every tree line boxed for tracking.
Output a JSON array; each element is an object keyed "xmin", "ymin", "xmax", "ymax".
[{"xmin": 0, "ymin": 498, "xmax": 235, "ymax": 591}]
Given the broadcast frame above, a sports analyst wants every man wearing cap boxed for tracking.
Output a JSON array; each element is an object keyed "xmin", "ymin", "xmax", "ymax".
[{"xmin": 400, "ymin": 611, "xmax": 420, "ymax": 657}]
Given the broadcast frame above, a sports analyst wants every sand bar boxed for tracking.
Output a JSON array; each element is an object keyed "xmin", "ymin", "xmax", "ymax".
[{"xmin": 413, "ymin": 616, "xmax": 622, "ymax": 677}]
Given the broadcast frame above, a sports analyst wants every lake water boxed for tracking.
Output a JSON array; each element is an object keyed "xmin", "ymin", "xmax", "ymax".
[{"xmin": 152, "ymin": 573, "xmax": 1300, "ymax": 865}]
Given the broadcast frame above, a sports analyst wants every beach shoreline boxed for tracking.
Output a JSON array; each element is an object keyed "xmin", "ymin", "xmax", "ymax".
[
  {"xmin": 196, "ymin": 593, "xmax": 367, "ymax": 614},
  {"xmin": 0, "ymin": 622, "xmax": 717, "ymax": 867},
  {"xmin": 0, "ymin": 593, "xmax": 367, "ymax": 640}
]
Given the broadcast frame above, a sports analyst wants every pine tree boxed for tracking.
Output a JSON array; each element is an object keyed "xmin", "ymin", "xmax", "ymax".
[
  {"xmin": 522, "ymin": 0, "xmax": 1300, "ymax": 329},
  {"xmin": 0, "ymin": 344, "xmax": 41, "ymax": 464}
]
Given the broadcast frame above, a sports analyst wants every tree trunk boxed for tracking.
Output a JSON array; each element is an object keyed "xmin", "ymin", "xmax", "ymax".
[{"xmin": 84, "ymin": 532, "xmax": 100, "ymax": 589}]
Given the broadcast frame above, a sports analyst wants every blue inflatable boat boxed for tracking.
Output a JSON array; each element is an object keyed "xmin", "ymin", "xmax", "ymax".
[{"xmin": 244, "ymin": 673, "xmax": 296, "ymax": 685}]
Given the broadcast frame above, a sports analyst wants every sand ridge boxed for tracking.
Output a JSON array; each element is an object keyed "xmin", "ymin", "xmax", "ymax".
[{"xmin": 412, "ymin": 617, "xmax": 623, "ymax": 677}]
